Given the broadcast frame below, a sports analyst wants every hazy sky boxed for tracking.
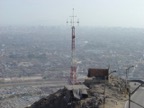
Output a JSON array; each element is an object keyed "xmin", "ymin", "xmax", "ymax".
[{"xmin": 1, "ymin": 0, "xmax": 144, "ymax": 27}]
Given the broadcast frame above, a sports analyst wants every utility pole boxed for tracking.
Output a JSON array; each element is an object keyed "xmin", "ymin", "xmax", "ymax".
[
  {"xmin": 129, "ymin": 89, "xmax": 131, "ymax": 108},
  {"xmin": 125, "ymin": 66, "xmax": 134, "ymax": 89},
  {"xmin": 125, "ymin": 65, "xmax": 134, "ymax": 108}
]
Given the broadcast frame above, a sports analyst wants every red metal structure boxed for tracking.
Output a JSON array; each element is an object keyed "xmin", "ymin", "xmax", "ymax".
[
  {"xmin": 71, "ymin": 25, "xmax": 76, "ymax": 84},
  {"xmin": 67, "ymin": 8, "xmax": 79, "ymax": 84}
]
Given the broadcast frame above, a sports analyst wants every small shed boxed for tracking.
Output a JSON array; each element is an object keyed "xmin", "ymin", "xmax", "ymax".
[{"xmin": 87, "ymin": 68, "xmax": 109, "ymax": 80}]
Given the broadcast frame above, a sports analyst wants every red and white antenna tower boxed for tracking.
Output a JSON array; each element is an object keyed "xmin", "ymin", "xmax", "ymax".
[{"xmin": 67, "ymin": 8, "xmax": 79, "ymax": 84}]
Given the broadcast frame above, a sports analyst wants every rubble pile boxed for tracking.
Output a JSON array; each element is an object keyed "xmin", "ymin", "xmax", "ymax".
[{"xmin": 109, "ymin": 75, "xmax": 127, "ymax": 94}]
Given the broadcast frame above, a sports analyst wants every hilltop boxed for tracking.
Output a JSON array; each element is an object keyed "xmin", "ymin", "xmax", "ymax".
[{"xmin": 26, "ymin": 76, "xmax": 128, "ymax": 108}]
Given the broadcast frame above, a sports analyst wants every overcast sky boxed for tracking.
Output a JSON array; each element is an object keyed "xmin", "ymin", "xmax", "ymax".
[{"xmin": 1, "ymin": 0, "xmax": 144, "ymax": 27}]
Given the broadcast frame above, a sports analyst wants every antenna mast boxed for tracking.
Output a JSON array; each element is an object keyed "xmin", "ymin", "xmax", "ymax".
[{"xmin": 67, "ymin": 8, "xmax": 79, "ymax": 84}]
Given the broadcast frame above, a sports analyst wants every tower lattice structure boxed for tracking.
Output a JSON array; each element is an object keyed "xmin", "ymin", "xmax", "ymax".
[{"xmin": 67, "ymin": 8, "xmax": 79, "ymax": 84}]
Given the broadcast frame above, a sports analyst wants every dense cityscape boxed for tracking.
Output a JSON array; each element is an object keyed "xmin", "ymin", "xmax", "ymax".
[{"xmin": 0, "ymin": 26, "xmax": 144, "ymax": 107}]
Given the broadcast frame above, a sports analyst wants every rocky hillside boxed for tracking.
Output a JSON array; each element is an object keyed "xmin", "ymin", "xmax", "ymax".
[{"xmin": 27, "ymin": 76, "xmax": 128, "ymax": 108}]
